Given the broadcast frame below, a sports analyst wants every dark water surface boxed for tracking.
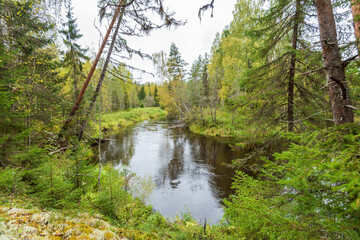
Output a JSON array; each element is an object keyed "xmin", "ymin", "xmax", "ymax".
[{"xmin": 101, "ymin": 120, "xmax": 243, "ymax": 224}]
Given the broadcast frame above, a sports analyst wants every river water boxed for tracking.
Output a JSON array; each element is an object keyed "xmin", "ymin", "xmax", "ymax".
[{"xmin": 100, "ymin": 119, "xmax": 243, "ymax": 224}]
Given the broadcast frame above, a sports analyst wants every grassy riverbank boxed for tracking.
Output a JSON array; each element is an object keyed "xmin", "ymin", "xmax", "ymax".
[
  {"xmin": 98, "ymin": 107, "xmax": 167, "ymax": 133},
  {"xmin": 187, "ymin": 108, "xmax": 276, "ymax": 146},
  {"xmin": 0, "ymin": 188, "xmax": 238, "ymax": 239}
]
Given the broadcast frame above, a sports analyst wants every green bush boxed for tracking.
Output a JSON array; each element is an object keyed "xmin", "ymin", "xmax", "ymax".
[
  {"xmin": 94, "ymin": 165, "xmax": 127, "ymax": 219},
  {"xmin": 0, "ymin": 167, "xmax": 26, "ymax": 195},
  {"xmin": 10, "ymin": 146, "xmax": 47, "ymax": 168},
  {"xmin": 225, "ymin": 124, "xmax": 360, "ymax": 239},
  {"xmin": 34, "ymin": 159, "xmax": 75, "ymax": 208}
]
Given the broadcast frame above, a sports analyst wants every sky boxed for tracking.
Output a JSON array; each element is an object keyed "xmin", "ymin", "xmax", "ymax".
[{"xmin": 72, "ymin": 0, "xmax": 237, "ymax": 83}]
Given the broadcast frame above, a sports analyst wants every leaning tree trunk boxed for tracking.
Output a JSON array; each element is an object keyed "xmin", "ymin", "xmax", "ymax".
[
  {"xmin": 77, "ymin": 8, "xmax": 125, "ymax": 141},
  {"xmin": 61, "ymin": 0, "xmax": 125, "ymax": 132},
  {"xmin": 313, "ymin": 0, "xmax": 354, "ymax": 125},
  {"xmin": 287, "ymin": 0, "xmax": 301, "ymax": 132},
  {"xmin": 74, "ymin": 65, "xmax": 78, "ymax": 102},
  {"xmin": 351, "ymin": 0, "xmax": 360, "ymax": 60}
]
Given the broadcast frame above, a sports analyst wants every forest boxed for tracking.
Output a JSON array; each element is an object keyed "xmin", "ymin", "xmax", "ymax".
[{"xmin": 0, "ymin": 0, "xmax": 360, "ymax": 239}]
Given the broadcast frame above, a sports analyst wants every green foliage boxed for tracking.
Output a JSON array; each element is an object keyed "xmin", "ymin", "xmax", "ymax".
[
  {"xmin": 225, "ymin": 125, "xmax": 360, "ymax": 239},
  {"xmin": 94, "ymin": 165, "xmax": 127, "ymax": 219},
  {"xmin": 154, "ymin": 85, "xmax": 159, "ymax": 106},
  {"xmin": 98, "ymin": 107, "xmax": 167, "ymax": 133},
  {"xmin": 138, "ymin": 85, "xmax": 146, "ymax": 101},
  {"xmin": 60, "ymin": 1, "xmax": 89, "ymax": 100},
  {"xmin": 10, "ymin": 146, "xmax": 47, "ymax": 168},
  {"xmin": 0, "ymin": 0, "xmax": 359, "ymax": 239},
  {"xmin": 34, "ymin": 158, "xmax": 75, "ymax": 208},
  {"xmin": 155, "ymin": 43, "xmax": 189, "ymax": 117},
  {"xmin": 167, "ymin": 43, "xmax": 187, "ymax": 82},
  {"xmin": 0, "ymin": 167, "xmax": 26, "ymax": 195},
  {"xmin": 66, "ymin": 144, "xmax": 96, "ymax": 200}
]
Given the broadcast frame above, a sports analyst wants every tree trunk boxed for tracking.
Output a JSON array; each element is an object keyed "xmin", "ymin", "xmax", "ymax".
[
  {"xmin": 74, "ymin": 66, "xmax": 78, "ymax": 102},
  {"xmin": 351, "ymin": 0, "xmax": 360, "ymax": 60},
  {"xmin": 98, "ymin": 85, "xmax": 102, "ymax": 194},
  {"xmin": 77, "ymin": 8, "xmax": 125, "ymax": 141},
  {"xmin": 61, "ymin": 0, "xmax": 125, "ymax": 132},
  {"xmin": 313, "ymin": 0, "xmax": 354, "ymax": 125},
  {"xmin": 287, "ymin": 0, "xmax": 301, "ymax": 132}
]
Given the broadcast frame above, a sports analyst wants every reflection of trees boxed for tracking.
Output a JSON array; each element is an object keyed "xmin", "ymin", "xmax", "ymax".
[
  {"xmin": 102, "ymin": 121, "xmax": 241, "ymax": 204},
  {"xmin": 101, "ymin": 128, "xmax": 137, "ymax": 166},
  {"xmin": 156, "ymin": 126, "xmax": 238, "ymax": 198},
  {"xmin": 157, "ymin": 129, "xmax": 186, "ymax": 189},
  {"xmin": 187, "ymin": 133, "xmax": 236, "ymax": 200}
]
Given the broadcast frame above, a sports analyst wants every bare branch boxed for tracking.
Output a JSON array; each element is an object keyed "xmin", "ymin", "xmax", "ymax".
[{"xmin": 198, "ymin": 0, "xmax": 215, "ymax": 21}]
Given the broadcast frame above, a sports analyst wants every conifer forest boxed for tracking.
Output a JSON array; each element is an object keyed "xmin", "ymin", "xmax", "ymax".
[{"xmin": 0, "ymin": 0, "xmax": 360, "ymax": 239}]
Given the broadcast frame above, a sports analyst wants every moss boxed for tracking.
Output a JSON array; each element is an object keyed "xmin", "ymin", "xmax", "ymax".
[{"xmin": 104, "ymin": 231, "xmax": 116, "ymax": 239}]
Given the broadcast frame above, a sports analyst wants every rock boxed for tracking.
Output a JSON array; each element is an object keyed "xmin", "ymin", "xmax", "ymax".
[
  {"xmin": 86, "ymin": 219, "xmax": 110, "ymax": 230},
  {"xmin": 89, "ymin": 229, "xmax": 105, "ymax": 239},
  {"xmin": 21, "ymin": 226, "xmax": 38, "ymax": 234},
  {"xmin": 168, "ymin": 124, "xmax": 184, "ymax": 129},
  {"xmin": 103, "ymin": 230, "xmax": 119, "ymax": 239},
  {"xmin": 0, "ymin": 222, "xmax": 10, "ymax": 240},
  {"xmin": 30, "ymin": 213, "xmax": 51, "ymax": 225},
  {"xmin": 89, "ymin": 229, "xmax": 119, "ymax": 240},
  {"xmin": 0, "ymin": 205, "xmax": 121, "ymax": 240},
  {"xmin": 64, "ymin": 227, "xmax": 81, "ymax": 238},
  {"xmin": 170, "ymin": 179, "xmax": 181, "ymax": 185},
  {"xmin": 7, "ymin": 208, "xmax": 29, "ymax": 216},
  {"xmin": 0, "ymin": 208, "xmax": 9, "ymax": 214},
  {"xmin": 49, "ymin": 222, "xmax": 66, "ymax": 233}
]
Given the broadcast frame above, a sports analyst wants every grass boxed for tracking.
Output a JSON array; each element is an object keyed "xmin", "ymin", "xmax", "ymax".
[
  {"xmin": 94, "ymin": 107, "xmax": 167, "ymax": 133},
  {"xmin": 188, "ymin": 108, "xmax": 285, "ymax": 147},
  {"xmin": 0, "ymin": 189, "xmax": 239, "ymax": 239},
  {"xmin": 188, "ymin": 108, "xmax": 249, "ymax": 139}
]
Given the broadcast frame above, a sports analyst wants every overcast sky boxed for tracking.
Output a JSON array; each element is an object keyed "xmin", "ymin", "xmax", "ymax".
[{"xmin": 73, "ymin": 0, "xmax": 237, "ymax": 83}]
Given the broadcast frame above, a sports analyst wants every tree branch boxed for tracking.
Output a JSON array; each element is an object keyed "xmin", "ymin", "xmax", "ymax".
[{"xmin": 198, "ymin": 0, "xmax": 215, "ymax": 20}]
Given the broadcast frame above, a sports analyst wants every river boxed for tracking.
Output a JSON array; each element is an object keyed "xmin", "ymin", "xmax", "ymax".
[{"xmin": 100, "ymin": 119, "xmax": 243, "ymax": 224}]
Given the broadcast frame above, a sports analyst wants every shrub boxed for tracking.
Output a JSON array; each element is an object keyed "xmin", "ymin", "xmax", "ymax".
[
  {"xmin": 225, "ymin": 124, "xmax": 360, "ymax": 239},
  {"xmin": 0, "ymin": 167, "xmax": 26, "ymax": 195}
]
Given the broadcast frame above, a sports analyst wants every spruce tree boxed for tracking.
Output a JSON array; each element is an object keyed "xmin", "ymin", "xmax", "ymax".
[
  {"xmin": 138, "ymin": 85, "xmax": 146, "ymax": 102},
  {"xmin": 124, "ymin": 89, "xmax": 130, "ymax": 109},
  {"xmin": 202, "ymin": 54, "xmax": 209, "ymax": 98},
  {"xmin": 252, "ymin": 0, "xmax": 305, "ymax": 131},
  {"xmin": 60, "ymin": 0, "xmax": 89, "ymax": 100},
  {"xmin": 167, "ymin": 43, "xmax": 187, "ymax": 82},
  {"xmin": 154, "ymin": 85, "xmax": 159, "ymax": 107},
  {"xmin": 313, "ymin": 0, "xmax": 354, "ymax": 125}
]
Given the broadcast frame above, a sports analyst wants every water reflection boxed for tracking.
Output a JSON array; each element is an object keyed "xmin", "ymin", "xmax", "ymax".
[{"xmin": 101, "ymin": 120, "xmax": 241, "ymax": 224}]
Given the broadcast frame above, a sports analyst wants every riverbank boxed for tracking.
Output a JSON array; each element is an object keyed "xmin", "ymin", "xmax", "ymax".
[
  {"xmin": 0, "ymin": 195, "xmax": 237, "ymax": 239},
  {"xmin": 187, "ymin": 109, "xmax": 278, "ymax": 148},
  {"xmin": 97, "ymin": 108, "xmax": 167, "ymax": 133}
]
